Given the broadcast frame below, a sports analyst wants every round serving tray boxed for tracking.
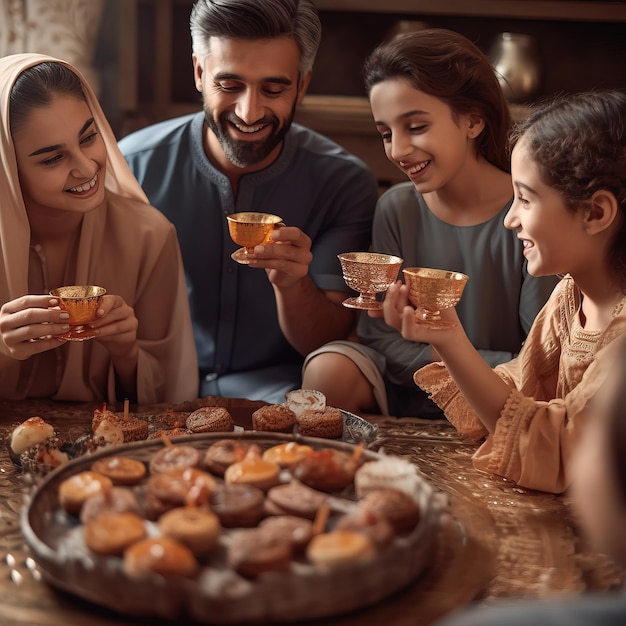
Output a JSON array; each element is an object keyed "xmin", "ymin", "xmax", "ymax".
[{"xmin": 21, "ymin": 431, "xmax": 444, "ymax": 624}]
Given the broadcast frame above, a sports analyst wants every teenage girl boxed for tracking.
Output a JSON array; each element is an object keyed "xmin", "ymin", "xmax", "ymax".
[{"xmin": 303, "ymin": 29, "xmax": 557, "ymax": 417}]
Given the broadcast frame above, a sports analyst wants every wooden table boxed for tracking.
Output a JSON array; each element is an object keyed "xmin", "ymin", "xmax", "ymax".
[{"xmin": 1, "ymin": 398, "xmax": 623, "ymax": 626}]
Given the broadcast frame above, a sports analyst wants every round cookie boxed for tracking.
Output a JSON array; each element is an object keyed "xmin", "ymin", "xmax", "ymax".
[
  {"xmin": 124, "ymin": 536, "xmax": 199, "ymax": 580},
  {"xmin": 158, "ymin": 507, "xmax": 221, "ymax": 556},
  {"xmin": 186, "ymin": 407, "xmax": 234, "ymax": 433},
  {"xmin": 84, "ymin": 511, "xmax": 146, "ymax": 556},
  {"xmin": 296, "ymin": 407, "xmax": 344, "ymax": 439},
  {"xmin": 209, "ymin": 483, "xmax": 266, "ymax": 528},
  {"xmin": 203, "ymin": 439, "xmax": 254, "ymax": 476},
  {"xmin": 251, "ymin": 404, "xmax": 296, "ymax": 433},
  {"xmin": 265, "ymin": 481, "xmax": 327, "ymax": 520},
  {"xmin": 358, "ymin": 488, "xmax": 421, "ymax": 534},
  {"xmin": 149, "ymin": 444, "xmax": 201, "ymax": 474},
  {"xmin": 306, "ymin": 530, "xmax": 376, "ymax": 567},
  {"xmin": 91, "ymin": 456, "xmax": 147, "ymax": 486},
  {"xmin": 58, "ymin": 471, "xmax": 113, "ymax": 515},
  {"xmin": 227, "ymin": 528, "xmax": 293, "ymax": 578}
]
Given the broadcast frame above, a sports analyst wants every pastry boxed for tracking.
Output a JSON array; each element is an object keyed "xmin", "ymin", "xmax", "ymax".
[
  {"xmin": 158, "ymin": 507, "xmax": 221, "ymax": 556},
  {"xmin": 290, "ymin": 448, "xmax": 360, "ymax": 492},
  {"xmin": 261, "ymin": 441, "xmax": 313, "ymax": 467},
  {"xmin": 227, "ymin": 528, "xmax": 293, "ymax": 578},
  {"xmin": 306, "ymin": 530, "xmax": 376, "ymax": 567},
  {"xmin": 265, "ymin": 480, "xmax": 327, "ymax": 519},
  {"xmin": 91, "ymin": 456, "xmax": 147, "ymax": 486},
  {"xmin": 296, "ymin": 407, "xmax": 344, "ymax": 439},
  {"xmin": 10, "ymin": 416, "xmax": 55, "ymax": 456},
  {"xmin": 58, "ymin": 470, "xmax": 113, "ymax": 515},
  {"xmin": 149, "ymin": 443, "xmax": 201, "ymax": 474},
  {"xmin": 224, "ymin": 446, "xmax": 280, "ymax": 491},
  {"xmin": 147, "ymin": 466, "xmax": 217, "ymax": 507},
  {"xmin": 92, "ymin": 407, "xmax": 148, "ymax": 443},
  {"xmin": 209, "ymin": 483, "xmax": 266, "ymax": 528},
  {"xmin": 354, "ymin": 457, "xmax": 422, "ymax": 500},
  {"xmin": 83, "ymin": 511, "xmax": 146, "ymax": 556},
  {"xmin": 203, "ymin": 439, "xmax": 253, "ymax": 476},
  {"xmin": 124, "ymin": 536, "xmax": 199, "ymax": 580},
  {"xmin": 258, "ymin": 515, "xmax": 313, "ymax": 553},
  {"xmin": 334, "ymin": 509, "xmax": 395, "ymax": 549},
  {"xmin": 186, "ymin": 406, "xmax": 234, "ymax": 433},
  {"xmin": 358, "ymin": 488, "xmax": 421, "ymax": 534},
  {"xmin": 284, "ymin": 389, "xmax": 326, "ymax": 417},
  {"xmin": 80, "ymin": 486, "xmax": 140, "ymax": 523},
  {"xmin": 251, "ymin": 404, "xmax": 296, "ymax": 433}
]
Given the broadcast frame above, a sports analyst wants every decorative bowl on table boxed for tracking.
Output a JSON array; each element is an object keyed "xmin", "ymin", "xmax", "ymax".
[{"xmin": 21, "ymin": 431, "xmax": 444, "ymax": 624}]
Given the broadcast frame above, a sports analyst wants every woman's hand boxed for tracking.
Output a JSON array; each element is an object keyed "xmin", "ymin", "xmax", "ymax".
[
  {"xmin": 90, "ymin": 295, "xmax": 138, "ymax": 359},
  {"xmin": 0, "ymin": 295, "xmax": 71, "ymax": 359}
]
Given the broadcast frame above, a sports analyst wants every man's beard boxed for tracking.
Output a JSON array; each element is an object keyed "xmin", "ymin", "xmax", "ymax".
[{"xmin": 204, "ymin": 101, "xmax": 297, "ymax": 169}]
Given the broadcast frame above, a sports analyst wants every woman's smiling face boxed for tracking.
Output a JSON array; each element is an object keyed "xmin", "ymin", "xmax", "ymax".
[{"xmin": 12, "ymin": 93, "xmax": 106, "ymax": 216}]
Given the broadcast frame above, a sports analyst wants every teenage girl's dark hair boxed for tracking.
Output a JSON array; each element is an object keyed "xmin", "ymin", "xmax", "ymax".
[
  {"xmin": 9, "ymin": 61, "xmax": 85, "ymax": 137},
  {"xmin": 511, "ymin": 90, "xmax": 626, "ymax": 287},
  {"xmin": 363, "ymin": 28, "xmax": 512, "ymax": 173}
]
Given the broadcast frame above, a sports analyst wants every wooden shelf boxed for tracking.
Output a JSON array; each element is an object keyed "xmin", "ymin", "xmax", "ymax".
[{"xmin": 314, "ymin": 0, "xmax": 626, "ymax": 22}]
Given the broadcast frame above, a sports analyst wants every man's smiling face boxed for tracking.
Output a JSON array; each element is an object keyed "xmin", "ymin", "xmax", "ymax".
[{"xmin": 194, "ymin": 36, "xmax": 306, "ymax": 172}]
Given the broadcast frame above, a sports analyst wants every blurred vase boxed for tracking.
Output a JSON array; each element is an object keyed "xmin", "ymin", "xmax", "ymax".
[{"xmin": 490, "ymin": 32, "xmax": 542, "ymax": 103}]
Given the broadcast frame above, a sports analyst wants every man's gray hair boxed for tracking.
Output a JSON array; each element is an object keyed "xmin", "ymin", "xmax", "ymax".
[{"xmin": 190, "ymin": 0, "xmax": 321, "ymax": 75}]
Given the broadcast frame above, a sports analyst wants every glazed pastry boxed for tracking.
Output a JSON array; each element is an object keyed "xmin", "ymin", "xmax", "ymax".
[
  {"xmin": 203, "ymin": 439, "xmax": 253, "ymax": 476},
  {"xmin": 91, "ymin": 456, "xmax": 147, "ymax": 486},
  {"xmin": 258, "ymin": 515, "xmax": 314, "ymax": 553},
  {"xmin": 296, "ymin": 407, "xmax": 344, "ymax": 439},
  {"xmin": 10, "ymin": 417, "xmax": 55, "ymax": 456},
  {"xmin": 265, "ymin": 481, "xmax": 327, "ymax": 520},
  {"xmin": 209, "ymin": 483, "xmax": 266, "ymax": 528},
  {"xmin": 83, "ymin": 511, "xmax": 146, "ymax": 556},
  {"xmin": 284, "ymin": 389, "xmax": 326, "ymax": 417},
  {"xmin": 186, "ymin": 406, "xmax": 234, "ymax": 433},
  {"xmin": 262, "ymin": 441, "xmax": 313, "ymax": 468},
  {"xmin": 290, "ymin": 448, "xmax": 360, "ymax": 492},
  {"xmin": 147, "ymin": 467, "xmax": 217, "ymax": 507},
  {"xmin": 334, "ymin": 509, "xmax": 395, "ymax": 549},
  {"xmin": 80, "ymin": 486, "xmax": 140, "ymax": 524},
  {"xmin": 58, "ymin": 471, "xmax": 113, "ymax": 515},
  {"xmin": 224, "ymin": 446, "xmax": 280, "ymax": 491},
  {"xmin": 306, "ymin": 530, "xmax": 376, "ymax": 567},
  {"xmin": 124, "ymin": 536, "xmax": 199, "ymax": 580},
  {"xmin": 149, "ymin": 443, "xmax": 201, "ymax": 474},
  {"xmin": 227, "ymin": 528, "xmax": 293, "ymax": 578},
  {"xmin": 251, "ymin": 404, "xmax": 296, "ymax": 433},
  {"xmin": 158, "ymin": 507, "xmax": 221, "ymax": 556},
  {"xmin": 358, "ymin": 488, "xmax": 421, "ymax": 534}
]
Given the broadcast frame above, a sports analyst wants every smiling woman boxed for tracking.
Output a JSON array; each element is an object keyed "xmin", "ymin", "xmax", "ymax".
[{"xmin": 0, "ymin": 53, "xmax": 199, "ymax": 405}]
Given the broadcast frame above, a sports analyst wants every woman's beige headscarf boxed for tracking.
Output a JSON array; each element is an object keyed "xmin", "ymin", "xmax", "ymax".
[
  {"xmin": 0, "ymin": 53, "xmax": 198, "ymax": 403},
  {"xmin": 0, "ymin": 52, "xmax": 148, "ymax": 299}
]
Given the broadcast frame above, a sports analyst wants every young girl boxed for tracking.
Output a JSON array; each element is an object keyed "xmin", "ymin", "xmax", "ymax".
[
  {"xmin": 385, "ymin": 90, "xmax": 626, "ymax": 494},
  {"xmin": 0, "ymin": 53, "xmax": 198, "ymax": 404},
  {"xmin": 303, "ymin": 29, "xmax": 557, "ymax": 417},
  {"xmin": 434, "ymin": 337, "xmax": 626, "ymax": 626}
]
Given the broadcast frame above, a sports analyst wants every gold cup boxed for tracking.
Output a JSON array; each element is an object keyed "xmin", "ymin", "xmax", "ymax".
[
  {"xmin": 226, "ymin": 212, "xmax": 285, "ymax": 264},
  {"xmin": 402, "ymin": 267, "xmax": 468, "ymax": 329},
  {"xmin": 338, "ymin": 252, "xmax": 404, "ymax": 310},
  {"xmin": 49, "ymin": 285, "xmax": 106, "ymax": 341}
]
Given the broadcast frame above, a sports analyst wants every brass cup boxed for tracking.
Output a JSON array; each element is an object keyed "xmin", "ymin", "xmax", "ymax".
[
  {"xmin": 338, "ymin": 252, "xmax": 404, "ymax": 310},
  {"xmin": 402, "ymin": 268, "xmax": 468, "ymax": 329},
  {"xmin": 226, "ymin": 212, "xmax": 285, "ymax": 264},
  {"xmin": 49, "ymin": 285, "xmax": 106, "ymax": 340}
]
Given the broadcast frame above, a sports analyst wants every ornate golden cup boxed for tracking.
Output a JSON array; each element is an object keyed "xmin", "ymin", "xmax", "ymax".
[
  {"xmin": 226, "ymin": 212, "xmax": 285, "ymax": 264},
  {"xmin": 338, "ymin": 252, "xmax": 404, "ymax": 310},
  {"xmin": 402, "ymin": 267, "xmax": 468, "ymax": 329},
  {"xmin": 49, "ymin": 285, "xmax": 106, "ymax": 341}
]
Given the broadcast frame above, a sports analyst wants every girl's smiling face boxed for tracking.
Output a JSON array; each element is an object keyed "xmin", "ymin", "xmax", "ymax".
[
  {"xmin": 504, "ymin": 138, "xmax": 591, "ymax": 278},
  {"xmin": 368, "ymin": 78, "xmax": 480, "ymax": 193},
  {"xmin": 12, "ymin": 93, "xmax": 106, "ymax": 217}
]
